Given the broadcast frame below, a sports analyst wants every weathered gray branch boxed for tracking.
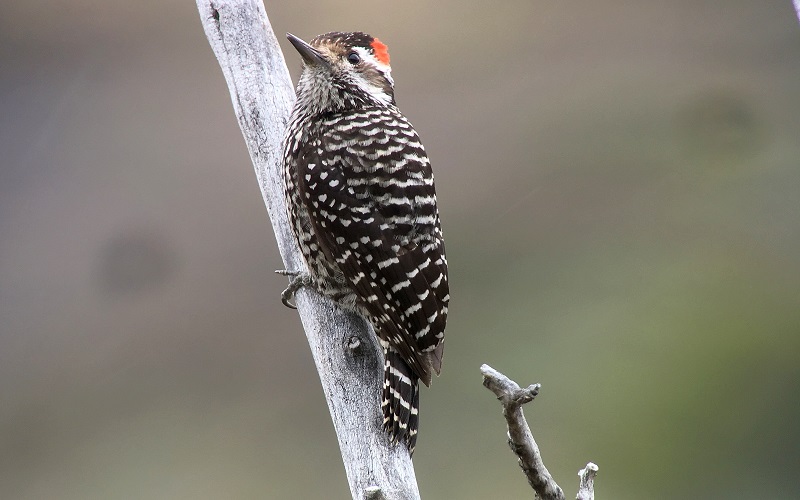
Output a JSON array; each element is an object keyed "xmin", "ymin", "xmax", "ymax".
[
  {"xmin": 195, "ymin": 1, "xmax": 419, "ymax": 499},
  {"xmin": 481, "ymin": 364, "xmax": 597, "ymax": 500},
  {"xmin": 576, "ymin": 463, "xmax": 599, "ymax": 500}
]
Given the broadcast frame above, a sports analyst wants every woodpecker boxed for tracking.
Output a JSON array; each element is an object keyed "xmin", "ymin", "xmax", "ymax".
[{"xmin": 281, "ymin": 32, "xmax": 449, "ymax": 454}]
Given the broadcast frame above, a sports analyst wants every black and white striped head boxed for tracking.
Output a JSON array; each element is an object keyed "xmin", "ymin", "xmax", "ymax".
[{"xmin": 287, "ymin": 31, "xmax": 395, "ymax": 114}]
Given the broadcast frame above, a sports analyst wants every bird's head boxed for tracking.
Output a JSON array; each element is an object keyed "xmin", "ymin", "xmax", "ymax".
[{"xmin": 287, "ymin": 31, "xmax": 395, "ymax": 114}]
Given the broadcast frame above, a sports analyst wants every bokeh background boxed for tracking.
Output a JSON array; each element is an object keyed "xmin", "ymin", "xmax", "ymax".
[{"xmin": 2, "ymin": 1, "xmax": 799, "ymax": 498}]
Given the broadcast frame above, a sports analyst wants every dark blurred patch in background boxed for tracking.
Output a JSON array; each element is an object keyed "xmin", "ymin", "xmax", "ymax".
[{"xmin": 1, "ymin": 1, "xmax": 799, "ymax": 498}]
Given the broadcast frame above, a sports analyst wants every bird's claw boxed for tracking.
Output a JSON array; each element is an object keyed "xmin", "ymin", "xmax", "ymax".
[{"xmin": 275, "ymin": 269, "xmax": 314, "ymax": 309}]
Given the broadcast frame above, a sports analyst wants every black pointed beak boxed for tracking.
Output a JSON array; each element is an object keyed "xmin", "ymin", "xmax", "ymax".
[{"xmin": 287, "ymin": 33, "xmax": 328, "ymax": 67}]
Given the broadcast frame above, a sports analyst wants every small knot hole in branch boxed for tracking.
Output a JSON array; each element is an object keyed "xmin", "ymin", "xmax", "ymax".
[
  {"xmin": 364, "ymin": 486, "xmax": 386, "ymax": 500},
  {"xmin": 345, "ymin": 334, "xmax": 363, "ymax": 354}
]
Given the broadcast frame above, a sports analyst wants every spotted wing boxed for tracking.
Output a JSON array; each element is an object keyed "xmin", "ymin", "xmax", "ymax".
[{"xmin": 295, "ymin": 107, "xmax": 448, "ymax": 383}]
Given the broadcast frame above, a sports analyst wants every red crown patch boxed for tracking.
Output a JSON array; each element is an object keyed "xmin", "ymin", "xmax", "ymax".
[{"xmin": 371, "ymin": 38, "xmax": 390, "ymax": 66}]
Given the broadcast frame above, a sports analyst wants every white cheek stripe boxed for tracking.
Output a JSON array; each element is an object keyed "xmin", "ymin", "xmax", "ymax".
[{"xmin": 351, "ymin": 47, "xmax": 394, "ymax": 102}]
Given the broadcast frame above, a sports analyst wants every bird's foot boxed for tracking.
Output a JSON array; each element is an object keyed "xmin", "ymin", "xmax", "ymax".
[{"xmin": 275, "ymin": 269, "xmax": 315, "ymax": 309}]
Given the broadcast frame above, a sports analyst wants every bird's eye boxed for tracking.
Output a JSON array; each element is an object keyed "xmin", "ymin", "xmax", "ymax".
[{"xmin": 347, "ymin": 52, "xmax": 361, "ymax": 65}]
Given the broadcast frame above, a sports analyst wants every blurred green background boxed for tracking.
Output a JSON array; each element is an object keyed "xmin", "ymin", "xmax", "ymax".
[{"xmin": 2, "ymin": 1, "xmax": 799, "ymax": 498}]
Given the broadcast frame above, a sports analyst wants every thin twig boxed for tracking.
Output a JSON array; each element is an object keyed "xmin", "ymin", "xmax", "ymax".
[
  {"xmin": 481, "ymin": 364, "xmax": 565, "ymax": 500},
  {"xmin": 482, "ymin": 364, "xmax": 599, "ymax": 499},
  {"xmin": 576, "ymin": 463, "xmax": 599, "ymax": 500}
]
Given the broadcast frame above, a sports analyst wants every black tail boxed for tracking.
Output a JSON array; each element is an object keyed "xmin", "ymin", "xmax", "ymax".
[{"xmin": 382, "ymin": 348, "xmax": 420, "ymax": 455}]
